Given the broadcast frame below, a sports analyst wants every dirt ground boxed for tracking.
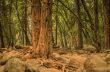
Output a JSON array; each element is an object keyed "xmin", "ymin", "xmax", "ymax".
[{"xmin": 0, "ymin": 46, "xmax": 110, "ymax": 72}]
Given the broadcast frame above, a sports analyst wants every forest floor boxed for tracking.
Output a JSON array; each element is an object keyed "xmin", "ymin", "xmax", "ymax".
[{"xmin": 0, "ymin": 46, "xmax": 110, "ymax": 72}]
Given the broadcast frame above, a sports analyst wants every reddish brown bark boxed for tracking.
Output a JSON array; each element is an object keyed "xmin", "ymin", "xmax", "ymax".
[
  {"xmin": 31, "ymin": 0, "xmax": 53, "ymax": 58},
  {"xmin": 31, "ymin": 0, "xmax": 41, "ymax": 50},
  {"xmin": 36, "ymin": 0, "xmax": 53, "ymax": 58}
]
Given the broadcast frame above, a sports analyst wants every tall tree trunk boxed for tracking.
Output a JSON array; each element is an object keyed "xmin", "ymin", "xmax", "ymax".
[
  {"xmin": 8, "ymin": 0, "xmax": 14, "ymax": 47},
  {"xmin": 76, "ymin": 0, "xmax": 83, "ymax": 49},
  {"xmin": 22, "ymin": 0, "xmax": 30, "ymax": 45},
  {"xmin": 81, "ymin": 0, "xmax": 93, "ymax": 27},
  {"xmin": 36, "ymin": 0, "xmax": 53, "ymax": 58},
  {"xmin": 31, "ymin": 0, "xmax": 41, "ymax": 50},
  {"xmin": 94, "ymin": 0, "xmax": 101, "ymax": 52},
  {"xmin": 103, "ymin": 0, "xmax": 110, "ymax": 49},
  {"xmin": 32, "ymin": 0, "xmax": 53, "ymax": 58},
  {"xmin": 81, "ymin": 0, "xmax": 99, "ymax": 49},
  {"xmin": 0, "ymin": 24, "xmax": 5, "ymax": 48},
  {"xmin": 55, "ymin": 0, "xmax": 58, "ymax": 46},
  {"xmin": 0, "ymin": 0, "xmax": 5, "ymax": 48}
]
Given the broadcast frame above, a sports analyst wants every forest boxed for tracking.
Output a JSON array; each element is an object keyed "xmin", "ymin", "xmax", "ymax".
[{"xmin": 0, "ymin": 0, "xmax": 110, "ymax": 72}]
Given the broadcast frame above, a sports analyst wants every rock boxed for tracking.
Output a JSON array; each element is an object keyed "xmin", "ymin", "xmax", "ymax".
[
  {"xmin": 105, "ymin": 54, "xmax": 110, "ymax": 64},
  {"xmin": 52, "ymin": 53, "xmax": 63, "ymax": 61},
  {"xmin": 43, "ymin": 61, "xmax": 53, "ymax": 68},
  {"xmin": 39, "ymin": 67, "xmax": 61, "ymax": 72},
  {"xmin": 4, "ymin": 58, "xmax": 25, "ymax": 72},
  {"xmin": 65, "ymin": 54, "xmax": 86, "ymax": 72},
  {"xmin": 15, "ymin": 45, "xmax": 31, "ymax": 49},
  {"xmin": 53, "ymin": 62, "xmax": 63, "ymax": 70},
  {"xmin": 23, "ymin": 53, "xmax": 32, "ymax": 61},
  {"xmin": 60, "ymin": 54, "xmax": 70, "ymax": 64},
  {"xmin": 25, "ymin": 59, "xmax": 40, "ymax": 72},
  {"xmin": 0, "ymin": 48, "xmax": 11, "ymax": 53},
  {"xmin": 0, "ymin": 53, "xmax": 3, "ymax": 59},
  {"xmin": 52, "ymin": 53, "xmax": 70, "ymax": 64},
  {"xmin": 104, "ymin": 49, "xmax": 110, "ymax": 53},
  {"xmin": 52, "ymin": 53, "xmax": 61, "ymax": 59},
  {"xmin": 93, "ymin": 67, "xmax": 110, "ymax": 72},
  {"xmin": 0, "ymin": 51, "xmax": 20, "ymax": 65},
  {"xmin": 84, "ymin": 55, "xmax": 108, "ymax": 72},
  {"xmin": 0, "ymin": 65, "xmax": 4, "ymax": 72},
  {"xmin": 75, "ymin": 50, "xmax": 87, "ymax": 54},
  {"xmin": 44, "ymin": 68, "xmax": 61, "ymax": 72},
  {"xmin": 71, "ymin": 54, "xmax": 86, "ymax": 66},
  {"xmin": 83, "ymin": 45, "xmax": 96, "ymax": 53}
]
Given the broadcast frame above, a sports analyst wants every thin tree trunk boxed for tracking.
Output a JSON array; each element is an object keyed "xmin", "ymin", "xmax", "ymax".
[
  {"xmin": 76, "ymin": 0, "xmax": 83, "ymax": 49},
  {"xmin": 103, "ymin": 0, "xmax": 110, "ymax": 49},
  {"xmin": 81, "ymin": 0, "xmax": 93, "ymax": 27},
  {"xmin": 81, "ymin": 0, "xmax": 99, "ymax": 49},
  {"xmin": 22, "ymin": 0, "xmax": 30, "ymax": 45},
  {"xmin": 55, "ymin": 0, "xmax": 58, "ymax": 45},
  {"xmin": 0, "ymin": 24, "xmax": 5, "ymax": 48},
  {"xmin": 0, "ymin": 0, "xmax": 5, "ymax": 48},
  {"xmin": 94, "ymin": 0, "xmax": 101, "ymax": 52},
  {"xmin": 8, "ymin": 0, "xmax": 14, "ymax": 47}
]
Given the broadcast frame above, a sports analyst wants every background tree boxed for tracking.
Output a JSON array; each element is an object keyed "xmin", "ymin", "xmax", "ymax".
[
  {"xmin": 76, "ymin": 0, "xmax": 83, "ymax": 49},
  {"xmin": 22, "ymin": 0, "xmax": 30, "ymax": 45},
  {"xmin": 103, "ymin": 0, "xmax": 110, "ymax": 49},
  {"xmin": 0, "ymin": 0, "xmax": 4, "ymax": 48},
  {"xmin": 94, "ymin": 0, "xmax": 101, "ymax": 52}
]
